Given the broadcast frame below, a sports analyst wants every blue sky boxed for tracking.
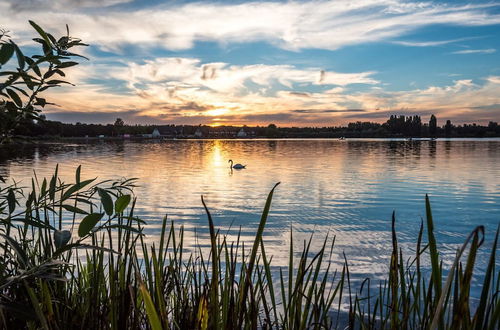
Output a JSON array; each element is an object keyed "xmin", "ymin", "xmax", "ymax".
[{"xmin": 1, "ymin": 0, "xmax": 500, "ymax": 126}]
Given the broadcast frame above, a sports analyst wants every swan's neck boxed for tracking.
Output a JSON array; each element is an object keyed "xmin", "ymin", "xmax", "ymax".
[{"xmin": 229, "ymin": 160, "xmax": 233, "ymax": 167}]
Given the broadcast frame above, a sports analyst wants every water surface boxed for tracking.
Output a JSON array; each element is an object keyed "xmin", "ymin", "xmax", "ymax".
[{"xmin": 1, "ymin": 139, "xmax": 499, "ymax": 292}]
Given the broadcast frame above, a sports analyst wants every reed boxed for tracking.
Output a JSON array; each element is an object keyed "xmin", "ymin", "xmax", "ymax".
[{"xmin": 0, "ymin": 166, "xmax": 498, "ymax": 329}]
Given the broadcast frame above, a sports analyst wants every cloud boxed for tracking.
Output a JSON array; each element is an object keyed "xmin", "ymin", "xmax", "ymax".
[
  {"xmin": 41, "ymin": 68, "xmax": 500, "ymax": 126},
  {"xmin": 392, "ymin": 36, "xmax": 483, "ymax": 47},
  {"xmin": 452, "ymin": 48, "xmax": 496, "ymax": 54},
  {"xmin": 2, "ymin": 1, "xmax": 500, "ymax": 51},
  {"xmin": 46, "ymin": 109, "xmax": 141, "ymax": 124},
  {"xmin": 3, "ymin": 0, "xmax": 132, "ymax": 11},
  {"xmin": 292, "ymin": 109, "xmax": 366, "ymax": 114},
  {"xmin": 112, "ymin": 57, "xmax": 378, "ymax": 95}
]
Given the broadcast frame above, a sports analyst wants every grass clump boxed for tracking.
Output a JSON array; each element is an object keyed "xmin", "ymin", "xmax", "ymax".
[{"xmin": 0, "ymin": 166, "xmax": 498, "ymax": 329}]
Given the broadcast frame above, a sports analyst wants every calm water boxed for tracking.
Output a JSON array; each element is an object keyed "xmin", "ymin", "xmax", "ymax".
[{"xmin": 1, "ymin": 139, "xmax": 499, "ymax": 291}]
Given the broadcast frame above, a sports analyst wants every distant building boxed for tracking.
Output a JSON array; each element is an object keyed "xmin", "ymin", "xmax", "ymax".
[
  {"xmin": 152, "ymin": 128, "xmax": 161, "ymax": 138},
  {"xmin": 123, "ymin": 134, "xmax": 131, "ymax": 139},
  {"xmin": 194, "ymin": 128, "xmax": 203, "ymax": 137},
  {"xmin": 98, "ymin": 135, "xmax": 105, "ymax": 138},
  {"xmin": 237, "ymin": 128, "xmax": 247, "ymax": 138}
]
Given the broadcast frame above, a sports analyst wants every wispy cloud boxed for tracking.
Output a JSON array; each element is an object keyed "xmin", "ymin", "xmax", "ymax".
[
  {"xmin": 112, "ymin": 58, "xmax": 379, "ymax": 94},
  {"xmin": 2, "ymin": 1, "xmax": 500, "ymax": 51},
  {"xmin": 452, "ymin": 48, "xmax": 496, "ymax": 54},
  {"xmin": 393, "ymin": 36, "xmax": 483, "ymax": 47},
  {"xmin": 2, "ymin": 0, "xmax": 132, "ymax": 11}
]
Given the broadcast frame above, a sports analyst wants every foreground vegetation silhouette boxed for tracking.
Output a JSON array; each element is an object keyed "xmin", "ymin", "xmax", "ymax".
[
  {"xmin": 0, "ymin": 21, "xmax": 86, "ymax": 143},
  {"xmin": 0, "ymin": 167, "xmax": 498, "ymax": 329}
]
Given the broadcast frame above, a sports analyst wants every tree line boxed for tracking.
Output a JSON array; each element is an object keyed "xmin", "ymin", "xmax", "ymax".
[{"xmin": 11, "ymin": 114, "xmax": 500, "ymax": 138}]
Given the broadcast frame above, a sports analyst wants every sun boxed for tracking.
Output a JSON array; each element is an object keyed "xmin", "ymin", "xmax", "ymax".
[{"xmin": 205, "ymin": 108, "xmax": 229, "ymax": 117}]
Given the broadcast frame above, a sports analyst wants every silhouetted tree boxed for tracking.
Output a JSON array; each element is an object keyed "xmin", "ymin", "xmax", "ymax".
[
  {"xmin": 445, "ymin": 120, "xmax": 453, "ymax": 136},
  {"xmin": 429, "ymin": 115, "xmax": 437, "ymax": 137},
  {"xmin": 265, "ymin": 123, "xmax": 279, "ymax": 137},
  {"xmin": 114, "ymin": 118, "xmax": 124, "ymax": 127},
  {"xmin": 114, "ymin": 118, "xmax": 124, "ymax": 136}
]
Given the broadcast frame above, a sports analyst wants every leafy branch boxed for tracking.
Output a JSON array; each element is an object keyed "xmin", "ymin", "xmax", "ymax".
[{"xmin": 0, "ymin": 21, "xmax": 87, "ymax": 143}]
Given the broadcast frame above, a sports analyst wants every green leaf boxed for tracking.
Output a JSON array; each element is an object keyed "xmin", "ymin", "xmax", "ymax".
[
  {"xmin": 40, "ymin": 178, "xmax": 47, "ymax": 196},
  {"xmin": 7, "ymin": 188, "xmax": 16, "ymax": 214},
  {"xmin": 425, "ymin": 194, "xmax": 441, "ymax": 294},
  {"xmin": 98, "ymin": 188, "xmax": 113, "ymax": 216},
  {"xmin": 12, "ymin": 43, "xmax": 25, "ymax": 70},
  {"xmin": 239, "ymin": 182, "xmax": 280, "ymax": 322},
  {"xmin": 54, "ymin": 230, "xmax": 71, "ymax": 249},
  {"xmin": 49, "ymin": 164, "xmax": 58, "ymax": 200},
  {"xmin": 62, "ymin": 204, "xmax": 88, "ymax": 215},
  {"xmin": 53, "ymin": 243, "xmax": 118, "ymax": 257},
  {"xmin": 34, "ymin": 97, "xmax": 46, "ymax": 107},
  {"xmin": 139, "ymin": 282, "xmax": 162, "ymax": 330},
  {"xmin": 0, "ymin": 43, "xmax": 15, "ymax": 66},
  {"xmin": 115, "ymin": 195, "xmax": 131, "ymax": 213},
  {"xmin": 101, "ymin": 224, "xmax": 142, "ymax": 233},
  {"xmin": 29, "ymin": 20, "xmax": 52, "ymax": 49},
  {"xmin": 62, "ymin": 178, "xmax": 95, "ymax": 201},
  {"xmin": 56, "ymin": 61, "xmax": 78, "ymax": 69},
  {"xmin": 78, "ymin": 213, "xmax": 104, "ymax": 237},
  {"xmin": 474, "ymin": 225, "xmax": 499, "ymax": 330},
  {"xmin": 201, "ymin": 195, "xmax": 220, "ymax": 327},
  {"xmin": 10, "ymin": 217, "xmax": 55, "ymax": 230},
  {"xmin": 75, "ymin": 165, "xmax": 81, "ymax": 184},
  {"xmin": 43, "ymin": 70, "xmax": 57, "ymax": 80},
  {"xmin": 46, "ymin": 79, "xmax": 72, "ymax": 85},
  {"xmin": 6, "ymin": 89, "xmax": 22, "ymax": 107},
  {"xmin": 25, "ymin": 57, "xmax": 42, "ymax": 77}
]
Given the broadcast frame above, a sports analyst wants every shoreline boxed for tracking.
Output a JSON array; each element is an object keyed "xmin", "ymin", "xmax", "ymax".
[{"xmin": 4, "ymin": 135, "xmax": 500, "ymax": 144}]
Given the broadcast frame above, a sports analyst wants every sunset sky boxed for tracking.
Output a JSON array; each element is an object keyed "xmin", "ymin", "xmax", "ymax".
[{"xmin": 2, "ymin": 0, "xmax": 500, "ymax": 126}]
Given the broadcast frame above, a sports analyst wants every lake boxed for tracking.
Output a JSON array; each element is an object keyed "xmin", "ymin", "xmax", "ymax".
[{"xmin": 1, "ymin": 138, "xmax": 499, "ymax": 295}]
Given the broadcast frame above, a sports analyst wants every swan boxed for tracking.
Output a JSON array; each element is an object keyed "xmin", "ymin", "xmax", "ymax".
[{"xmin": 228, "ymin": 159, "xmax": 246, "ymax": 169}]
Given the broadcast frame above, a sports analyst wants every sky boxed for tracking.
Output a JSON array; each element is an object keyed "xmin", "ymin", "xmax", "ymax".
[{"xmin": 1, "ymin": 0, "xmax": 500, "ymax": 127}]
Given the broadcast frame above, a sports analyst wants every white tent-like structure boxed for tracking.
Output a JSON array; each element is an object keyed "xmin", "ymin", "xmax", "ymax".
[
  {"xmin": 152, "ymin": 128, "xmax": 161, "ymax": 138},
  {"xmin": 194, "ymin": 128, "xmax": 203, "ymax": 137},
  {"xmin": 237, "ymin": 128, "xmax": 247, "ymax": 138}
]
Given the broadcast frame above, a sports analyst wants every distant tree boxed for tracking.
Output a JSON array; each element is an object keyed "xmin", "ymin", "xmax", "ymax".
[
  {"xmin": 0, "ymin": 21, "xmax": 86, "ymax": 143},
  {"xmin": 429, "ymin": 114, "xmax": 437, "ymax": 137},
  {"xmin": 265, "ymin": 123, "xmax": 279, "ymax": 137},
  {"xmin": 410, "ymin": 115, "xmax": 422, "ymax": 136},
  {"xmin": 445, "ymin": 119, "xmax": 453, "ymax": 136},
  {"xmin": 113, "ymin": 118, "xmax": 124, "ymax": 135},
  {"xmin": 114, "ymin": 118, "xmax": 124, "ymax": 127}
]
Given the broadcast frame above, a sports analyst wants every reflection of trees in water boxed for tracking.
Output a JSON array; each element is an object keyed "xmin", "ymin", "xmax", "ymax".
[
  {"xmin": 488, "ymin": 141, "xmax": 498, "ymax": 158},
  {"xmin": 0, "ymin": 163, "xmax": 10, "ymax": 180},
  {"xmin": 266, "ymin": 140, "xmax": 277, "ymax": 152},
  {"xmin": 444, "ymin": 141, "xmax": 452, "ymax": 159},
  {"xmin": 385, "ymin": 140, "xmax": 432, "ymax": 159},
  {"xmin": 0, "ymin": 144, "xmax": 38, "ymax": 164},
  {"xmin": 387, "ymin": 141, "xmax": 406, "ymax": 158},
  {"xmin": 429, "ymin": 141, "xmax": 437, "ymax": 159},
  {"xmin": 0, "ymin": 142, "xmax": 101, "ymax": 178}
]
